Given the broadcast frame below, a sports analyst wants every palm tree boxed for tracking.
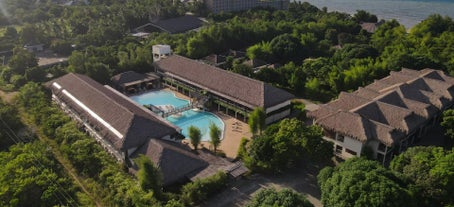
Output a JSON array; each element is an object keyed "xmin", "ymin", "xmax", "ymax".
[
  {"xmin": 209, "ymin": 122, "xmax": 221, "ymax": 153},
  {"xmin": 188, "ymin": 125, "xmax": 201, "ymax": 151}
]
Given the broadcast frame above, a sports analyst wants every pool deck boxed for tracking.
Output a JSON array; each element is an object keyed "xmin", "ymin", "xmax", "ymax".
[{"xmin": 164, "ymin": 88, "xmax": 252, "ymax": 158}]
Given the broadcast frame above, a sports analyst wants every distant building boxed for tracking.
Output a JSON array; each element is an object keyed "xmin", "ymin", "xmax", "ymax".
[
  {"xmin": 111, "ymin": 71, "xmax": 161, "ymax": 94},
  {"xmin": 308, "ymin": 68, "xmax": 454, "ymax": 164},
  {"xmin": 153, "ymin": 54, "xmax": 294, "ymax": 124},
  {"xmin": 152, "ymin": 45, "xmax": 173, "ymax": 62},
  {"xmin": 133, "ymin": 15, "xmax": 205, "ymax": 34},
  {"xmin": 360, "ymin": 20, "xmax": 385, "ymax": 33},
  {"xmin": 24, "ymin": 43, "xmax": 44, "ymax": 53},
  {"xmin": 205, "ymin": 0, "xmax": 290, "ymax": 13}
]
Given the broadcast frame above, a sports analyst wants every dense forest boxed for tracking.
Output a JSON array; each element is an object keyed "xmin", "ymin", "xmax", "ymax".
[
  {"xmin": 0, "ymin": 0, "xmax": 453, "ymax": 206},
  {"xmin": 0, "ymin": 1, "xmax": 452, "ymax": 101}
]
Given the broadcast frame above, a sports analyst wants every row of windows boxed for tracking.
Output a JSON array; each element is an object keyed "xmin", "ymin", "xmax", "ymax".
[{"xmin": 335, "ymin": 145, "xmax": 357, "ymax": 156}]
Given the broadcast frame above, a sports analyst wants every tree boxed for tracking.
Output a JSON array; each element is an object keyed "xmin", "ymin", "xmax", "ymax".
[
  {"xmin": 0, "ymin": 142, "xmax": 79, "ymax": 206},
  {"xmin": 136, "ymin": 155, "xmax": 163, "ymax": 199},
  {"xmin": 0, "ymin": 100, "xmax": 23, "ymax": 150},
  {"xmin": 68, "ymin": 139, "xmax": 103, "ymax": 177},
  {"xmin": 390, "ymin": 146, "xmax": 454, "ymax": 206},
  {"xmin": 244, "ymin": 118, "xmax": 331, "ymax": 173},
  {"xmin": 248, "ymin": 107, "xmax": 266, "ymax": 135},
  {"xmin": 318, "ymin": 158, "xmax": 415, "ymax": 207},
  {"xmin": 246, "ymin": 188, "xmax": 314, "ymax": 207},
  {"xmin": 180, "ymin": 171, "xmax": 228, "ymax": 206},
  {"xmin": 441, "ymin": 109, "xmax": 454, "ymax": 140},
  {"xmin": 353, "ymin": 10, "xmax": 378, "ymax": 23},
  {"xmin": 8, "ymin": 47, "xmax": 38, "ymax": 75},
  {"xmin": 269, "ymin": 33, "xmax": 302, "ymax": 62},
  {"xmin": 188, "ymin": 125, "xmax": 201, "ymax": 151},
  {"xmin": 209, "ymin": 122, "xmax": 221, "ymax": 153}
]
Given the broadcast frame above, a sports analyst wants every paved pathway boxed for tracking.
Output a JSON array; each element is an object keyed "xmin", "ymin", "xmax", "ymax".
[{"xmin": 202, "ymin": 162, "xmax": 325, "ymax": 207}]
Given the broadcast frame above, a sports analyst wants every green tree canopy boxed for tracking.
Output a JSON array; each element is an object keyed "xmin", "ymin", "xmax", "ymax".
[
  {"xmin": 245, "ymin": 188, "xmax": 314, "ymax": 207},
  {"xmin": 318, "ymin": 158, "xmax": 415, "ymax": 207},
  {"xmin": 248, "ymin": 107, "xmax": 266, "ymax": 135},
  {"xmin": 390, "ymin": 146, "xmax": 454, "ymax": 206},
  {"xmin": 441, "ymin": 109, "xmax": 454, "ymax": 140},
  {"xmin": 0, "ymin": 142, "xmax": 79, "ymax": 206},
  {"xmin": 8, "ymin": 47, "xmax": 38, "ymax": 75},
  {"xmin": 209, "ymin": 122, "xmax": 222, "ymax": 153},
  {"xmin": 244, "ymin": 118, "xmax": 332, "ymax": 173},
  {"xmin": 188, "ymin": 125, "xmax": 202, "ymax": 151},
  {"xmin": 352, "ymin": 10, "xmax": 378, "ymax": 23},
  {"xmin": 136, "ymin": 155, "xmax": 163, "ymax": 199}
]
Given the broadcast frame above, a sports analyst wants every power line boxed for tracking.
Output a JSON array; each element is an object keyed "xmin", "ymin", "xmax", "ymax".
[{"xmin": 0, "ymin": 117, "xmax": 78, "ymax": 207}]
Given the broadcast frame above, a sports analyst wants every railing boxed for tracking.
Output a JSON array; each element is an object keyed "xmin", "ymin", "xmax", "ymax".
[{"xmin": 162, "ymin": 103, "xmax": 194, "ymax": 117}]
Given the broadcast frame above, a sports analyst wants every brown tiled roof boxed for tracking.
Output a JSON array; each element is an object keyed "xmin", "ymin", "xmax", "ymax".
[
  {"xmin": 133, "ymin": 140, "xmax": 248, "ymax": 185},
  {"xmin": 49, "ymin": 73, "xmax": 179, "ymax": 150},
  {"xmin": 307, "ymin": 92, "xmax": 370, "ymax": 119},
  {"xmin": 154, "ymin": 55, "xmax": 294, "ymax": 109},
  {"xmin": 146, "ymin": 15, "xmax": 204, "ymax": 34},
  {"xmin": 312, "ymin": 68, "xmax": 454, "ymax": 146},
  {"xmin": 111, "ymin": 71, "xmax": 159, "ymax": 87},
  {"xmin": 133, "ymin": 139, "xmax": 208, "ymax": 186}
]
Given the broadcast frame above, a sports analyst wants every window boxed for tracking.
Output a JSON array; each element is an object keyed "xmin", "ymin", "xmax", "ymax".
[
  {"xmin": 335, "ymin": 145, "xmax": 343, "ymax": 154},
  {"xmin": 345, "ymin": 148, "xmax": 357, "ymax": 156},
  {"xmin": 336, "ymin": 134, "xmax": 345, "ymax": 142},
  {"xmin": 378, "ymin": 143, "xmax": 386, "ymax": 152}
]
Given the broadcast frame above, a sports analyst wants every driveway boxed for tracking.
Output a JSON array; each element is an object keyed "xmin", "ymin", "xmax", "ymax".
[{"xmin": 202, "ymin": 162, "xmax": 326, "ymax": 207}]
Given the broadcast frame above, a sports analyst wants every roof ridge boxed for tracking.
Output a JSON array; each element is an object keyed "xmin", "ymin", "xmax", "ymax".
[
  {"xmin": 103, "ymin": 85, "xmax": 180, "ymax": 131},
  {"xmin": 178, "ymin": 55, "xmax": 264, "ymax": 84},
  {"xmin": 71, "ymin": 73, "xmax": 135, "ymax": 118}
]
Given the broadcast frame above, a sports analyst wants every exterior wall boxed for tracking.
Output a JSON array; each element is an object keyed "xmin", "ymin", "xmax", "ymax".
[
  {"xmin": 52, "ymin": 94, "xmax": 124, "ymax": 161},
  {"xmin": 265, "ymin": 108, "xmax": 290, "ymax": 124},
  {"xmin": 323, "ymin": 132, "xmax": 363, "ymax": 159},
  {"xmin": 266, "ymin": 100, "xmax": 291, "ymax": 114},
  {"xmin": 153, "ymin": 45, "xmax": 172, "ymax": 62}
]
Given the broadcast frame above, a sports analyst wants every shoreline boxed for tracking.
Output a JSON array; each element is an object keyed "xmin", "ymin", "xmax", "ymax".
[{"xmin": 298, "ymin": 0, "xmax": 454, "ymax": 30}]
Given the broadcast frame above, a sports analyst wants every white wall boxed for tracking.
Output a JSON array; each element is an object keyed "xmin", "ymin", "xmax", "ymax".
[
  {"xmin": 323, "ymin": 133, "xmax": 363, "ymax": 159},
  {"xmin": 266, "ymin": 100, "xmax": 291, "ymax": 114},
  {"xmin": 265, "ymin": 109, "xmax": 291, "ymax": 124},
  {"xmin": 341, "ymin": 136, "xmax": 363, "ymax": 158}
]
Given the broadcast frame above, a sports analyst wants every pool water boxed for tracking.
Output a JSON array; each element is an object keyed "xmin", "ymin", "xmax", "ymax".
[
  {"xmin": 130, "ymin": 90, "xmax": 189, "ymax": 108},
  {"xmin": 130, "ymin": 91, "xmax": 224, "ymax": 141},
  {"xmin": 167, "ymin": 110, "xmax": 224, "ymax": 141}
]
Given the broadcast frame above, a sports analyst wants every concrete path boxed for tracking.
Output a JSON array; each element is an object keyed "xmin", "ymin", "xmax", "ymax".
[{"xmin": 202, "ymin": 162, "xmax": 325, "ymax": 207}]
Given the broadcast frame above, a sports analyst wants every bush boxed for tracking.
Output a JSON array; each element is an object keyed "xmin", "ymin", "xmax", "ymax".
[
  {"xmin": 180, "ymin": 171, "xmax": 228, "ymax": 206},
  {"xmin": 246, "ymin": 188, "xmax": 314, "ymax": 207}
]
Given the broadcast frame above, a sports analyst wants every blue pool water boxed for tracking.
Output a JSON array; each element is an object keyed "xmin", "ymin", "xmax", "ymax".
[
  {"xmin": 130, "ymin": 91, "xmax": 224, "ymax": 141},
  {"xmin": 130, "ymin": 90, "xmax": 189, "ymax": 108},
  {"xmin": 167, "ymin": 110, "xmax": 224, "ymax": 142}
]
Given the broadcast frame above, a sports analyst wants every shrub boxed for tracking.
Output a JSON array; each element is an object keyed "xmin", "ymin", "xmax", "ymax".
[{"xmin": 180, "ymin": 171, "xmax": 228, "ymax": 206}]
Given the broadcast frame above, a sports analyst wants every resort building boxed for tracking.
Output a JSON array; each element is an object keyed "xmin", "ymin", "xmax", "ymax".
[
  {"xmin": 139, "ymin": 15, "xmax": 205, "ymax": 34},
  {"xmin": 111, "ymin": 71, "xmax": 161, "ymax": 94},
  {"xmin": 308, "ymin": 68, "xmax": 454, "ymax": 164},
  {"xmin": 49, "ymin": 73, "xmax": 181, "ymax": 162},
  {"xmin": 153, "ymin": 54, "xmax": 295, "ymax": 124},
  {"xmin": 204, "ymin": 0, "xmax": 290, "ymax": 13},
  {"xmin": 49, "ymin": 73, "xmax": 247, "ymax": 186}
]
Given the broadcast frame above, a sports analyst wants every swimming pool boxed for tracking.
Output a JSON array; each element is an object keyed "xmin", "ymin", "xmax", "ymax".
[
  {"xmin": 130, "ymin": 90, "xmax": 189, "ymax": 108},
  {"xmin": 167, "ymin": 109, "xmax": 224, "ymax": 141},
  {"xmin": 130, "ymin": 90, "xmax": 224, "ymax": 141}
]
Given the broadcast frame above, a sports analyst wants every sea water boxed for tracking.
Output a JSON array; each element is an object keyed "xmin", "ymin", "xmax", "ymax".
[{"xmin": 298, "ymin": 0, "xmax": 454, "ymax": 29}]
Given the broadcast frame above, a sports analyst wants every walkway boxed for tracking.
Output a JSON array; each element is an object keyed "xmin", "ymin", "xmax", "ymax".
[{"xmin": 202, "ymin": 162, "xmax": 325, "ymax": 207}]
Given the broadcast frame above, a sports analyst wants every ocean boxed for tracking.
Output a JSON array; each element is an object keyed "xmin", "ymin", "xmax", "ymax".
[{"xmin": 298, "ymin": 0, "xmax": 454, "ymax": 29}]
